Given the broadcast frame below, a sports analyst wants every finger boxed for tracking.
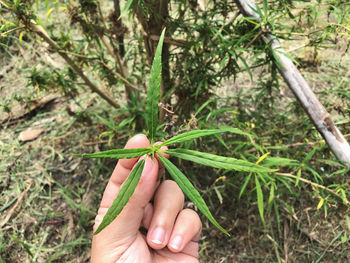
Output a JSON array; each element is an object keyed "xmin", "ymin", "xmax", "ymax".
[
  {"xmin": 147, "ymin": 180, "xmax": 185, "ymax": 249},
  {"xmin": 167, "ymin": 208, "xmax": 202, "ymax": 255},
  {"xmin": 93, "ymin": 134, "xmax": 162, "ymax": 239},
  {"xmin": 92, "ymin": 155, "xmax": 160, "ymax": 262},
  {"xmin": 99, "ymin": 134, "xmax": 150, "ymax": 208},
  {"xmin": 141, "ymin": 202, "xmax": 153, "ymax": 229},
  {"xmin": 94, "ymin": 156, "xmax": 159, "ymax": 235}
]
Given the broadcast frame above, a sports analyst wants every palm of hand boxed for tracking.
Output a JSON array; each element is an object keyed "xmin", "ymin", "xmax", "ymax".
[
  {"xmin": 116, "ymin": 233, "xmax": 199, "ymax": 263},
  {"xmin": 90, "ymin": 135, "xmax": 201, "ymax": 263}
]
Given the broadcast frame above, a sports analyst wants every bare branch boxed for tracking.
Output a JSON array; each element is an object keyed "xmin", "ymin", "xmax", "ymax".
[
  {"xmin": 29, "ymin": 21, "xmax": 120, "ymax": 108},
  {"xmin": 234, "ymin": 0, "xmax": 350, "ymax": 167},
  {"xmin": 276, "ymin": 172, "xmax": 350, "ymax": 206}
]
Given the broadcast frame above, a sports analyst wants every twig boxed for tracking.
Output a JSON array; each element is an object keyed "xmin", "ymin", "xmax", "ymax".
[
  {"xmin": 99, "ymin": 58, "xmax": 138, "ymax": 90},
  {"xmin": 100, "ymin": 32, "xmax": 135, "ymax": 102},
  {"xmin": 0, "ymin": 0, "xmax": 10, "ymax": 9},
  {"xmin": 82, "ymin": 134, "xmax": 128, "ymax": 145},
  {"xmin": 1, "ymin": 2, "xmax": 119, "ymax": 107},
  {"xmin": 145, "ymin": 34, "xmax": 187, "ymax": 47},
  {"xmin": 29, "ymin": 22, "xmax": 120, "ymax": 109},
  {"xmin": 0, "ymin": 26, "xmax": 25, "ymax": 37},
  {"xmin": 53, "ymin": 130, "xmax": 77, "ymax": 140},
  {"xmin": 283, "ymin": 220, "xmax": 289, "ymax": 263},
  {"xmin": 212, "ymin": 11, "xmax": 240, "ymax": 43},
  {"xmin": 82, "ymin": 140, "xmax": 111, "ymax": 146},
  {"xmin": 96, "ymin": 2, "xmax": 107, "ymax": 28},
  {"xmin": 0, "ymin": 180, "xmax": 33, "ymax": 228},
  {"xmin": 112, "ymin": 0, "xmax": 125, "ymax": 58},
  {"xmin": 245, "ymin": 134, "xmax": 350, "ymax": 154},
  {"xmin": 276, "ymin": 172, "xmax": 350, "ymax": 206}
]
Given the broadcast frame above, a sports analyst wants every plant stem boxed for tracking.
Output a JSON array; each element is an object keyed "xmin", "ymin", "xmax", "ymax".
[{"xmin": 276, "ymin": 172, "xmax": 350, "ymax": 206}]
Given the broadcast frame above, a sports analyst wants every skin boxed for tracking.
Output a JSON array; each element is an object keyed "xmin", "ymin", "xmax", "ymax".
[{"xmin": 91, "ymin": 134, "xmax": 202, "ymax": 263}]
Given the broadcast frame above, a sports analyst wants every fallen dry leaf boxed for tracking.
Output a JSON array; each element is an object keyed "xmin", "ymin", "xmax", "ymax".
[{"xmin": 19, "ymin": 129, "xmax": 44, "ymax": 142}]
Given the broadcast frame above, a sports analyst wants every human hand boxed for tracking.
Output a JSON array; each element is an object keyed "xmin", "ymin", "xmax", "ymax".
[{"xmin": 91, "ymin": 134, "xmax": 202, "ymax": 263}]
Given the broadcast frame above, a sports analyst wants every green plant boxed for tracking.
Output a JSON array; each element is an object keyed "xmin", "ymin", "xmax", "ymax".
[{"xmin": 76, "ymin": 29, "xmax": 273, "ymax": 235}]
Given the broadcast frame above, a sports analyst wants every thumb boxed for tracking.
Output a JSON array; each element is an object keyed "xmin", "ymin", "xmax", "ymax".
[{"xmin": 93, "ymin": 155, "xmax": 159, "ymax": 243}]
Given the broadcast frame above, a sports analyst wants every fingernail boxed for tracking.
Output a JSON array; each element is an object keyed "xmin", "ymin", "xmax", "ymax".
[
  {"xmin": 150, "ymin": 227, "xmax": 165, "ymax": 245},
  {"xmin": 141, "ymin": 157, "xmax": 154, "ymax": 177},
  {"xmin": 170, "ymin": 235, "xmax": 182, "ymax": 250}
]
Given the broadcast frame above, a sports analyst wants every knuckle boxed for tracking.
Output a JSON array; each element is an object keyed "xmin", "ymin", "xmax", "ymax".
[{"xmin": 183, "ymin": 208, "xmax": 202, "ymax": 228}]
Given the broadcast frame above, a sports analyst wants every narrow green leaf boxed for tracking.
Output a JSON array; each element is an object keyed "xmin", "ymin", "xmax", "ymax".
[
  {"xmin": 262, "ymin": 157, "xmax": 299, "ymax": 167},
  {"xmin": 239, "ymin": 173, "xmax": 252, "ymax": 200},
  {"xmin": 214, "ymin": 186, "xmax": 223, "ymax": 204},
  {"xmin": 11, "ymin": 236, "xmax": 33, "ymax": 258},
  {"xmin": 194, "ymin": 99, "xmax": 214, "ymax": 117},
  {"xmin": 158, "ymin": 155, "xmax": 230, "ymax": 236},
  {"xmin": 268, "ymin": 183, "xmax": 275, "ymax": 204},
  {"xmin": 94, "ymin": 159, "xmax": 145, "ymax": 235},
  {"xmin": 214, "ymin": 134, "xmax": 229, "ymax": 150},
  {"xmin": 238, "ymin": 55, "xmax": 252, "ymax": 80},
  {"xmin": 303, "ymin": 147, "xmax": 318, "ymax": 164},
  {"xmin": 96, "ymin": 114, "xmax": 114, "ymax": 130},
  {"xmin": 119, "ymin": 0, "xmax": 134, "ymax": 18},
  {"xmin": 263, "ymin": 0, "xmax": 268, "ymax": 16},
  {"xmin": 161, "ymin": 128, "xmax": 252, "ymax": 146},
  {"xmin": 255, "ymin": 174, "xmax": 265, "ymax": 225},
  {"xmin": 166, "ymin": 148, "xmax": 274, "ymax": 173},
  {"xmin": 273, "ymin": 200, "xmax": 281, "ymax": 237},
  {"xmin": 146, "ymin": 28, "xmax": 166, "ymax": 142},
  {"xmin": 75, "ymin": 147, "xmax": 151, "ymax": 159}
]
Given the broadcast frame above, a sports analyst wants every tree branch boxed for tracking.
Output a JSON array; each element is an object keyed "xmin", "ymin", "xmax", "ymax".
[
  {"xmin": 234, "ymin": 0, "xmax": 350, "ymax": 167},
  {"xmin": 276, "ymin": 172, "xmax": 350, "ymax": 206},
  {"xmin": 29, "ymin": 21, "xmax": 120, "ymax": 108}
]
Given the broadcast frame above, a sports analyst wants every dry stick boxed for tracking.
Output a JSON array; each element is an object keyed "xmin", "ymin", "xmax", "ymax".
[
  {"xmin": 28, "ymin": 22, "xmax": 120, "ymax": 109},
  {"xmin": 0, "ymin": 180, "xmax": 33, "ymax": 228},
  {"xmin": 100, "ymin": 35, "xmax": 137, "ymax": 98},
  {"xmin": 276, "ymin": 172, "xmax": 350, "ymax": 206},
  {"xmin": 134, "ymin": 0, "xmax": 170, "ymax": 120},
  {"xmin": 234, "ymin": 0, "xmax": 350, "ymax": 167},
  {"xmin": 112, "ymin": 0, "xmax": 125, "ymax": 58},
  {"xmin": 245, "ymin": 133, "xmax": 350, "ymax": 154},
  {"xmin": 99, "ymin": 36, "xmax": 138, "ymax": 91},
  {"xmin": 0, "ymin": 0, "xmax": 9, "ymax": 8},
  {"xmin": 95, "ymin": 2, "xmax": 136, "ymax": 97},
  {"xmin": 146, "ymin": 34, "xmax": 187, "ymax": 47}
]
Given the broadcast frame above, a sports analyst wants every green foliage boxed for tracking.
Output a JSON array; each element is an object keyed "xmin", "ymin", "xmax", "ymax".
[
  {"xmin": 146, "ymin": 28, "xmax": 166, "ymax": 142},
  {"xmin": 161, "ymin": 128, "xmax": 252, "ymax": 146},
  {"xmin": 94, "ymin": 158, "xmax": 145, "ymax": 235},
  {"xmin": 77, "ymin": 32, "xmax": 272, "ymax": 235},
  {"xmin": 75, "ymin": 147, "xmax": 152, "ymax": 159},
  {"xmin": 165, "ymin": 148, "xmax": 273, "ymax": 173},
  {"xmin": 255, "ymin": 174, "xmax": 265, "ymax": 225},
  {"xmin": 158, "ymin": 154, "xmax": 230, "ymax": 236}
]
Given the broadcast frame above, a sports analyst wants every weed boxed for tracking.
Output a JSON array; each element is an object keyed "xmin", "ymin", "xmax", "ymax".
[{"xmin": 76, "ymin": 29, "xmax": 273, "ymax": 235}]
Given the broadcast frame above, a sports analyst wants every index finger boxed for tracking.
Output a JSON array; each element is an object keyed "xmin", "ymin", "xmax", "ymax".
[{"xmin": 100, "ymin": 134, "xmax": 150, "ymax": 208}]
